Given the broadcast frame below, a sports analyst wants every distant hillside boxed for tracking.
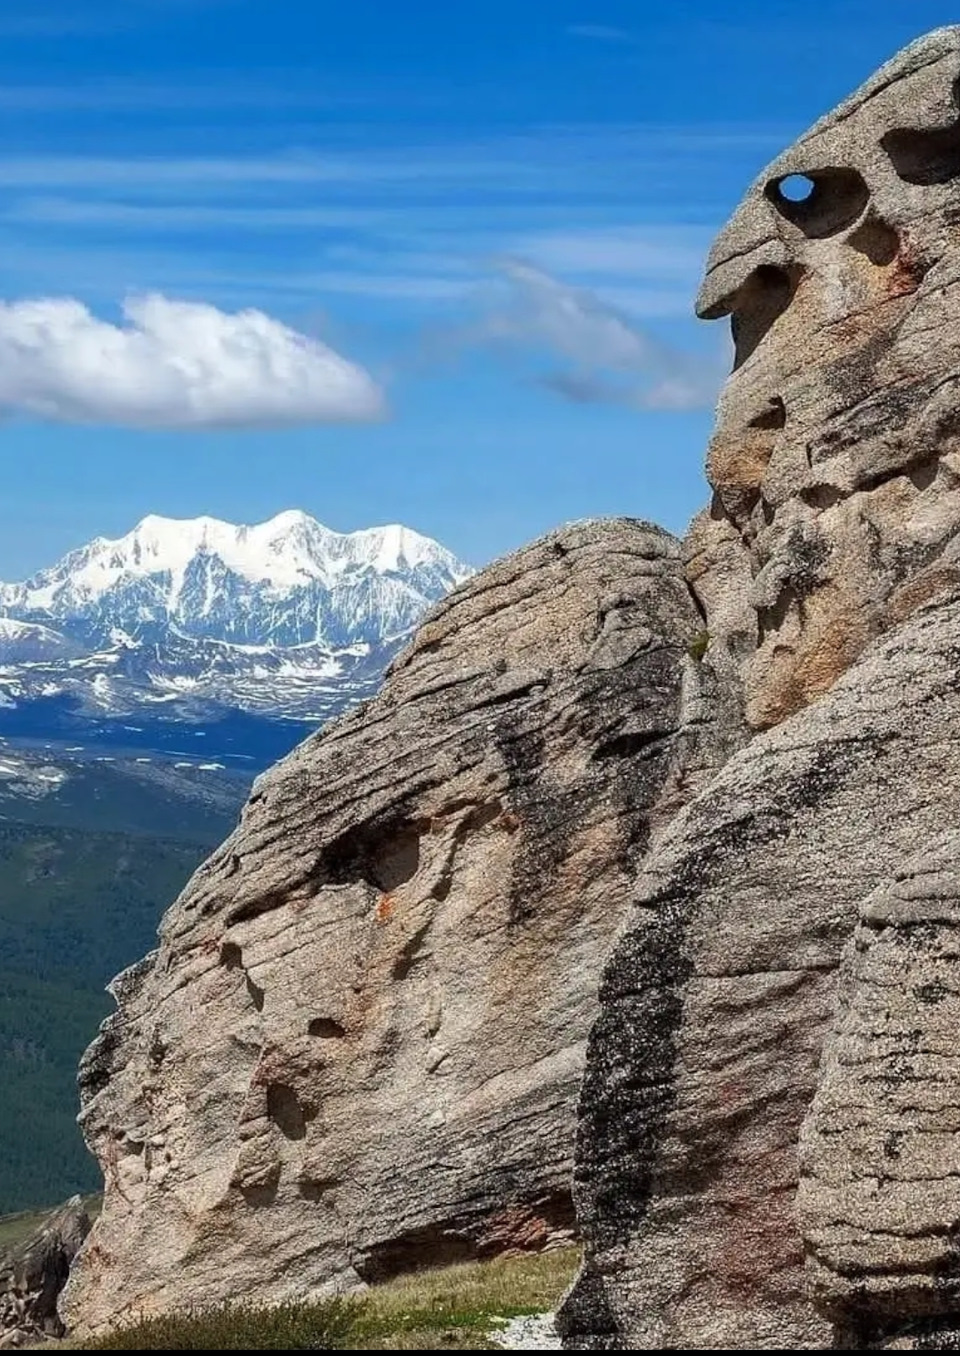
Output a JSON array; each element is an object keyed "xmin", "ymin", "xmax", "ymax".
[
  {"xmin": 0, "ymin": 820, "xmax": 219, "ymax": 1213},
  {"xmin": 0, "ymin": 511, "xmax": 471, "ymax": 730}
]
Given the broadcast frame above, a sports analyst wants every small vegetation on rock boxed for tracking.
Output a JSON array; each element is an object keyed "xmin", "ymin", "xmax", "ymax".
[
  {"xmin": 45, "ymin": 1248, "xmax": 579, "ymax": 1351},
  {"xmin": 85, "ymin": 1298, "xmax": 361, "ymax": 1351},
  {"xmin": 687, "ymin": 630, "xmax": 710, "ymax": 662}
]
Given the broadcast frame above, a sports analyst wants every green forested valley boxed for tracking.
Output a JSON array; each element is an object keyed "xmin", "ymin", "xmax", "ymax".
[{"xmin": 0, "ymin": 822, "xmax": 218, "ymax": 1212}]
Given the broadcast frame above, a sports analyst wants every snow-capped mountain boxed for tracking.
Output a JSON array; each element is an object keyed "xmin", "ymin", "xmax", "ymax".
[
  {"xmin": 0, "ymin": 510, "xmax": 470, "ymax": 648},
  {"xmin": 0, "ymin": 512, "xmax": 472, "ymax": 727}
]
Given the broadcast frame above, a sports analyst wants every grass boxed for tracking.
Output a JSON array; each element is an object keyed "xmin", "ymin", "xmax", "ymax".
[
  {"xmin": 351, "ymin": 1247, "xmax": 579, "ymax": 1349},
  {"xmin": 27, "ymin": 1246, "xmax": 580, "ymax": 1351},
  {"xmin": 0, "ymin": 1195, "xmax": 101, "ymax": 1251}
]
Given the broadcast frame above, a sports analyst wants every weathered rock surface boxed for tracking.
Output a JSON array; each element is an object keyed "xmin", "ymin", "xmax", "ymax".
[
  {"xmin": 0, "ymin": 1198, "xmax": 89, "ymax": 1347},
  {"xmin": 562, "ymin": 596, "xmax": 960, "ymax": 1349},
  {"xmin": 61, "ymin": 518, "xmax": 705, "ymax": 1334},
  {"xmin": 798, "ymin": 832, "xmax": 960, "ymax": 1348},
  {"xmin": 563, "ymin": 27, "xmax": 960, "ymax": 1350},
  {"xmin": 690, "ymin": 26, "xmax": 960, "ymax": 730}
]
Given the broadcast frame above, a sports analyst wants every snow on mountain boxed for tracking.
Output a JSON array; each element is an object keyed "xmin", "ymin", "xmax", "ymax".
[
  {"xmin": 0, "ymin": 618, "xmax": 86, "ymax": 662},
  {"xmin": 0, "ymin": 511, "xmax": 471, "ymax": 649},
  {"xmin": 0, "ymin": 512, "xmax": 472, "ymax": 724}
]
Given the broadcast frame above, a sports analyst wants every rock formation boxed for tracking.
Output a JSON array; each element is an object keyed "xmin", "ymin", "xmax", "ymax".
[
  {"xmin": 561, "ymin": 600, "xmax": 960, "ymax": 1349},
  {"xmin": 799, "ymin": 832, "xmax": 960, "ymax": 1349},
  {"xmin": 61, "ymin": 519, "xmax": 707, "ymax": 1334},
  {"xmin": 691, "ymin": 24, "xmax": 960, "ymax": 731},
  {"xmin": 0, "ymin": 1198, "xmax": 89, "ymax": 1347},
  {"xmin": 562, "ymin": 25, "xmax": 960, "ymax": 1351},
  {"xmin": 59, "ymin": 24, "xmax": 960, "ymax": 1351}
]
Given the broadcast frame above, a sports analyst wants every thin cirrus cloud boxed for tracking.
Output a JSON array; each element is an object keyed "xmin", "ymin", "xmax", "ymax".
[
  {"xmin": 0, "ymin": 293, "xmax": 385, "ymax": 429},
  {"xmin": 464, "ymin": 259, "xmax": 724, "ymax": 411}
]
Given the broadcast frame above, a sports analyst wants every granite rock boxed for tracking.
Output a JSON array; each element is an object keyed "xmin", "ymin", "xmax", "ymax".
[
  {"xmin": 0, "ymin": 1198, "xmax": 89, "ymax": 1348},
  {"xmin": 691, "ymin": 26, "xmax": 960, "ymax": 729},
  {"xmin": 561, "ymin": 596, "xmax": 960, "ymax": 1349},
  {"xmin": 61, "ymin": 518, "xmax": 703, "ymax": 1335}
]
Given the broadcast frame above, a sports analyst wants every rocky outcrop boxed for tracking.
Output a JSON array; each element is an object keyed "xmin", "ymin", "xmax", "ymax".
[
  {"xmin": 61, "ymin": 519, "xmax": 707, "ymax": 1335},
  {"xmin": 0, "ymin": 1198, "xmax": 89, "ymax": 1347},
  {"xmin": 562, "ymin": 26, "xmax": 960, "ymax": 1350},
  {"xmin": 798, "ymin": 833, "xmax": 960, "ymax": 1349},
  {"xmin": 561, "ymin": 597, "xmax": 960, "ymax": 1350},
  {"xmin": 689, "ymin": 25, "xmax": 960, "ymax": 730}
]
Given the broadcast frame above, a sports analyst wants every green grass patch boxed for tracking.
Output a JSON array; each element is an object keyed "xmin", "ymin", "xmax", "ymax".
[
  {"xmin": 85, "ymin": 1298, "xmax": 361, "ymax": 1351},
  {"xmin": 46, "ymin": 1247, "xmax": 580, "ymax": 1351},
  {"xmin": 354, "ymin": 1246, "xmax": 578, "ymax": 1341},
  {"xmin": 0, "ymin": 1195, "xmax": 100, "ymax": 1251}
]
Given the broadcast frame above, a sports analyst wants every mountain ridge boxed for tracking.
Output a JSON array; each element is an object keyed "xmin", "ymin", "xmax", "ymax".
[{"xmin": 0, "ymin": 511, "xmax": 472, "ymax": 724}]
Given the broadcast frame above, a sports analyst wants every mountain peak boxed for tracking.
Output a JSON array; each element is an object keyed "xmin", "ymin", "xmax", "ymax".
[{"xmin": 0, "ymin": 511, "xmax": 472, "ymax": 653}]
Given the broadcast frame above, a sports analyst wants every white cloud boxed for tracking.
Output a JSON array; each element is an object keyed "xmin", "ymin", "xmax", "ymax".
[
  {"xmin": 0, "ymin": 293, "xmax": 384, "ymax": 428},
  {"xmin": 461, "ymin": 259, "xmax": 723, "ymax": 411},
  {"xmin": 515, "ymin": 226, "xmax": 711, "ymax": 279}
]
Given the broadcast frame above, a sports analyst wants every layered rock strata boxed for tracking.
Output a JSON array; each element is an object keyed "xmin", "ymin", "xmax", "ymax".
[
  {"xmin": 689, "ymin": 25, "xmax": 960, "ymax": 729},
  {"xmin": 563, "ymin": 26, "xmax": 960, "ymax": 1351},
  {"xmin": 61, "ymin": 519, "xmax": 704, "ymax": 1334},
  {"xmin": 799, "ymin": 834, "xmax": 960, "ymax": 1349},
  {"xmin": 562, "ymin": 597, "xmax": 960, "ymax": 1349}
]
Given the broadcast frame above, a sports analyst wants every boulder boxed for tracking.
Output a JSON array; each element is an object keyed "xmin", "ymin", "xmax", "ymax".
[
  {"xmin": 61, "ymin": 518, "xmax": 705, "ymax": 1334},
  {"xmin": 561, "ymin": 596, "xmax": 960, "ymax": 1349},
  {"xmin": 798, "ymin": 832, "xmax": 960, "ymax": 1348},
  {"xmin": 562, "ymin": 27, "xmax": 960, "ymax": 1347},
  {"xmin": 0, "ymin": 1197, "xmax": 89, "ymax": 1347}
]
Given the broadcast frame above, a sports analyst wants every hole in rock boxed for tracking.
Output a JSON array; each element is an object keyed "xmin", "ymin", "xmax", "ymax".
[
  {"xmin": 266, "ymin": 1082, "xmax": 309, "ymax": 1140},
  {"xmin": 777, "ymin": 173, "xmax": 816, "ymax": 202},
  {"xmin": 239, "ymin": 1172, "xmax": 280, "ymax": 1208},
  {"xmin": 882, "ymin": 80, "xmax": 960, "ymax": 184},
  {"xmin": 591, "ymin": 728, "xmax": 672, "ymax": 761},
  {"xmin": 298, "ymin": 1178, "xmax": 337, "ymax": 1202},
  {"xmin": 766, "ymin": 167, "xmax": 869, "ymax": 238},
  {"xmin": 356, "ymin": 1194, "xmax": 577, "ymax": 1284},
  {"xmin": 799, "ymin": 484, "xmax": 843, "ymax": 511},
  {"xmin": 848, "ymin": 217, "xmax": 901, "ymax": 266},
  {"xmin": 908, "ymin": 456, "xmax": 940, "ymax": 492},
  {"xmin": 324, "ymin": 821, "xmax": 422, "ymax": 892},
  {"xmin": 730, "ymin": 265, "xmax": 803, "ymax": 368},
  {"xmin": 219, "ymin": 941, "xmax": 243, "ymax": 970},
  {"xmin": 748, "ymin": 396, "xmax": 787, "ymax": 431},
  {"xmin": 307, "ymin": 1017, "xmax": 345, "ymax": 1039}
]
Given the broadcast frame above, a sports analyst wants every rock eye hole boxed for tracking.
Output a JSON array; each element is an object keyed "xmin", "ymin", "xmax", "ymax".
[
  {"xmin": 777, "ymin": 174, "xmax": 816, "ymax": 202},
  {"xmin": 765, "ymin": 167, "xmax": 869, "ymax": 238}
]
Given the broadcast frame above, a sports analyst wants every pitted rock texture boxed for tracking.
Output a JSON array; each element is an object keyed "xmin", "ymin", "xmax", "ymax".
[
  {"xmin": 61, "ymin": 518, "xmax": 703, "ymax": 1335},
  {"xmin": 560, "ymin": 596, "xmax": 960, "ymax": 1350},
  {"xmin": 0, "ymin": 1198, "xmax": 89, "ymax": 1348},
  {"xmin": 798, "ymin": 833, "xmax": 960, "ymax": 1348},
  {"xmin": 691, "ymin": 26, "xmax": 960, "ymax": 730}
]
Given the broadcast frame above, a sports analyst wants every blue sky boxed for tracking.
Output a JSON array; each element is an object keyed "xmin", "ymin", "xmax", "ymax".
[{"xmin": 0, "ymin": 0, "xmax": 954, "ymax": 575}]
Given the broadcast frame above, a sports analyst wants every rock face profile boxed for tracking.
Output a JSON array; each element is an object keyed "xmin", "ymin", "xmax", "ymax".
[
  {"xmin": 61, "ymin": 520, "xmax": 705, "ymax": 1333},
  {"xmin": 561, "ymin": 25, "xmax": 960, "ymax": 1352},
  {"xmin": 59, "ymin": 25, "xmax": 960, "ymax": 1352},
  {"xmin": 692, "ymin": 25, "xmax": 960, "ymax": 731},
  {"xmin": 0, "ymin": 1197, "xmax": 89, "ymax": 1348}
]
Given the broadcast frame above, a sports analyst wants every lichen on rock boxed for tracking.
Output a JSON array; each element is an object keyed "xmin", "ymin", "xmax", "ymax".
[
  {"xmin": 562, "ymin": 26, "xmax": 960, "ymax": 1352},
  {"xmin": 690, "ymin": 25, "xmax": 960, "ymax": 730},
  {"xmin": 61, "ymin": 518, "xmax": 708, "ymax": 1335}
]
